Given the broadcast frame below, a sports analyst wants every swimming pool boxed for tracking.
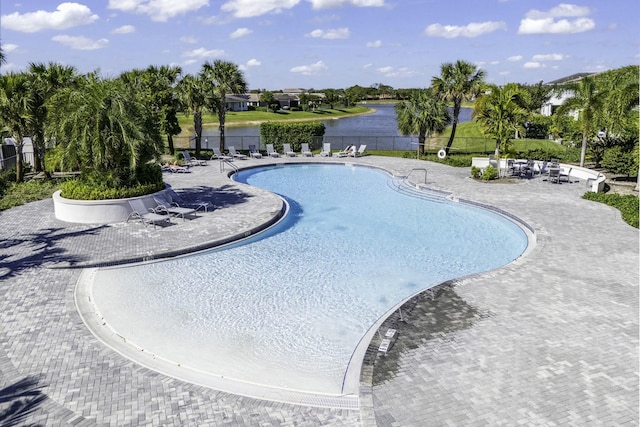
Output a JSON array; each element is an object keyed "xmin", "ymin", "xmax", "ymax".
[{"xmin": 86, "ymin": 164, "xmax": 528, "ymax": 402}]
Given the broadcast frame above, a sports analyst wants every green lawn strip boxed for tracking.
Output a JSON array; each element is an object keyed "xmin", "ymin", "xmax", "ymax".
[
  {"xmin": 0, "ymin": 179, "xmax": 63, "ymax": 211},
  {"xmin": 582, "ymin": 192, "xmax": 639, "ymax": 228},
  {"xmin": 177, "ymin": 106, "xmax": 372, "ymax": 130}
]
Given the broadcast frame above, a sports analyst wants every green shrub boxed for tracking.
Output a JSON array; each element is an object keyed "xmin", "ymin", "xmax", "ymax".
[
  {"xmin": 601, "ymin": 144, "xmax": 639, "ymax": 176},
  {"xmin": 260, "ymin": 121, "xmax": 326, "ymax": 151},
  {"xmin": 481, "ymin": 165, "xmax": 499, "ymax": 180},
  {"xmin": 0, "ymin": 179, "xmax": 63, "ymax": 211},
  {"xmin": 0, "ymin": 167, "xmax": 16, "ymax": 198},
  {"xmin": 583, "ymin": 192, "xmax": 639, "ymax": 228},
  {"xmin": 59, "ymin": 163, "xmax": 164, "ymax": 200},
  {"xmin": 422, "ymin": 153, "xmax": 474, "ymax": 167},
  {"xmin": 470, "ymin": 166, "xmax": 482, "ymax": 179}
]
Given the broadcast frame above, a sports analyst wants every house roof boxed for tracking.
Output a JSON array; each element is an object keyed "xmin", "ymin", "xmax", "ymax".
[{"xmin": 546, "ymin": 72, "xmax": 597, "ymax": 85}]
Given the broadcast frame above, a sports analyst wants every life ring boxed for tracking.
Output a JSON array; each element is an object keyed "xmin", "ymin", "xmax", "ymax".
[{"xmin": 437, "ymin": 149, "xmax": 447, "ymax": 160}]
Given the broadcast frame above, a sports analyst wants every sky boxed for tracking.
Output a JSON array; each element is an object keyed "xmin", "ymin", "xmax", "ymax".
[{"xmin": 1, "ymin": 0, "xmax": 638, "ymax": 91}]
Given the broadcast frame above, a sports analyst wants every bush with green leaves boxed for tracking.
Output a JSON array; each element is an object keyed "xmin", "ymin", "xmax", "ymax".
[
  {"xmin": 60, "ymin": 163, "xmax": 164, "ymax": 200},
  {"xmin": 583, "ymin": 192, "xmax": 639, "ymax": 228},
  {"xmin": 260, "ymin": 121, "xmax": 325, "ymax": 152},
  {"xmin": 470, "ymin": 166, "xmax": 482, "ymax": 179},
  {"xmin": 481, "ymin": 165, "xmax": 499, "ymax": 180},
  {"xmin": 601, "ymin": 144, "xmax": 638, "ymax": 176}
]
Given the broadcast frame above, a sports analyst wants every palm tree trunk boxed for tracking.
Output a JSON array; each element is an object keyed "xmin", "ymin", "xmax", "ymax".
[
  {"xmin": 580, "ymin": 132, "xmax": 587, "ymax": 167},
  {"xmin": 445, "ymin": 102, "xmax": 461, "ymax": 153},
  {"xmin": 167, "ymin": 134, "xmax": 175, "ymax": 155},
  {"xmin": 218, "ymin": 109, "xmax": 226, "ymax": 154},
  {"xmin": 418, "ymin": 132, "xmax": 425, "ymax": 156}
]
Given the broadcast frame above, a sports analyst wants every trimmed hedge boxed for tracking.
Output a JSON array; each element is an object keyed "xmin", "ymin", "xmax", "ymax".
[
  {"xmin": 260, "ymin": 121, "xmax": 325, "ymax": 152},
  {"xmin": 583, "ymin": 192, "xmax": 639, "ymax": 228}
]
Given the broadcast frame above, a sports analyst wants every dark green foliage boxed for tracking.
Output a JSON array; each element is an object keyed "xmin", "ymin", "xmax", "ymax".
[
  {"xmin": 260, "ymin": 121, "xmax": 326, "ymax": 151},
  {"xmin": 583, "ymin": 192, "xmax": 639, "ymax": 228},
  {"xmin": 525, "ymin": 116, "xmax": 552, "ymax": 139},
  {"xmin": 0, "ymin": 178, "xmax": 62, "ymax": 211},
  {"xmin": 601, "ymin": 144, "xmax": 639, "ymax": 176},
  {"xmin": 59, "ymin": 163, "xmax": 164, "ymax": 200},
  {"xmin": 0, "ymin": 167, "xmax": 16, "ymax": 198},
  {"xmin": 470, "ymin": 166, "xmax": 481, "ymax": 179}
]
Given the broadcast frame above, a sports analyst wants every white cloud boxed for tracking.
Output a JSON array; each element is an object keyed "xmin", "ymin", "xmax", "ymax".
[
  {"xmin": 230, "ymin": 27, "xmax": 252, "ymax": 39},
  {"xmin": 3, "ymin": 44, "xmax": 19, "ymax": 53},
  {"xmin": 531, "ymin": 53, "xmax": 564, "ymax": 61},
  {"xmin": 307, "ymin": 0, "xmax": 385, "ymax": 8},
  {"xmin": 376, "ymin": 66, "xmax": 417, "ymax": 78},
  {"xmin": 239, "ymin": 58, "xmax": 261, "ymax": 71},
  {"xmin": 221, "ymin": 0, "xmax": 300, "ymax": 18},
  {"xmin": 180, "ymin": 36, "xmax": 198, "ymax": 44},
  {"xmin": 366, "ymin": 40, "xmax": 382, "ymax": 48},
  {"xmin": 507, "ymin": 55, "xmax": 523, "ymax": 61},
  {"xmin": 108, "ymin": 0, "xmax": 209, "ymax": 22},
  {"xmin": 290, "ymin": 60, "xmax": 327, "ymax": 75},
  {"xmin": 111, "ymin": 25, "xmax": 135, "ymax": 34},
  {"xmin": 425, "ymin": 21, "xmax": 507, "ymax": 38},
  {"xmin": 183, "ymin": 47, "xmax": 225, "ymax": 59},
  {"xmin": 306, "ymin": 27, "xmax": 350, "ymax": 39},
  {"xmin": 523, "ymin": 61, "xmax": 544, "ymax": 69},
  {"xmin": 518, "ymin": 4, "xmax": 594, "ymax": 34},
  {"xmin": 1, "ymin": 3, "xmax": 99, "ymax": 33},
  {"xmin": 52, "ymin": 35, "xmax": 108, "ymax": 50},
  {"xmin": 525, "ymin": 4, "xmax": 591, "ymax": 19}
]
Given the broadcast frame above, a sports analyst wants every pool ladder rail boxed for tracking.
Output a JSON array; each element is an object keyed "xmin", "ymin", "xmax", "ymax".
[{"xmin": 219, "ymin": 158, "xmax": 238, "ymax": 173}]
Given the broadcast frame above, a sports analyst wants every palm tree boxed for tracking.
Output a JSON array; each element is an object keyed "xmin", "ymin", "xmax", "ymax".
[
  {"xmin": 396, "ymin": 89, "xmax": 450, "ymax": 156},
  {"xmin": 556, "ymin": 76, "xmax": 605, "ymax": 167},
  {"xmin": 200, "ymin": 60, "xmax": 248, "ymax": 154},
  {"xmin": 177, "ymin": 74, "xmax": 207, "ymax": 157},
  {"xmin": 27, "ymin": 62, "xmax": 78, "ymax": 174},
  {"xmin": 473, "ymin": 83, "xmax": 530, "ymax": 160},
  {"xmin": 432, "ymin": 60, "xmax": 485, "ymax": 154},
  {"xmin": 0, "ymin": 72, "xmax": 30, "ymax": 182},
  {"xmin": 46, "ymin": 75, "xmax": 162, "ymax": 175}
]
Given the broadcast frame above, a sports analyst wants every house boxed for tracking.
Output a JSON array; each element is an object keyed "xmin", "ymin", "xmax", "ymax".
[
  {"xmin": 225, "ymin": 94, "xmax": 249, "ymax": 112},
  {"xmin": 541, "ymin": 72, "xmax": 597, "ymax": 117}
]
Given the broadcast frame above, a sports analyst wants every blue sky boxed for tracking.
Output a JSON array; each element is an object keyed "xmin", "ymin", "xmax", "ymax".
[{"xmin": 1, "ymin": 1, "xmax": 638, "ymax": 90}]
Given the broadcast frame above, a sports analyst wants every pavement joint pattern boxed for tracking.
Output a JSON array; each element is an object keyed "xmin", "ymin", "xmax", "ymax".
[{"xmin": 0, "ymin": 155, "xmax": 637, "ymax": 426}]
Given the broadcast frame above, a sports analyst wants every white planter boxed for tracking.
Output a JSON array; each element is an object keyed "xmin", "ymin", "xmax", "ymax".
[{"xmin": 53, "ymin": 190, "xmax": 162, "ymax": 224}]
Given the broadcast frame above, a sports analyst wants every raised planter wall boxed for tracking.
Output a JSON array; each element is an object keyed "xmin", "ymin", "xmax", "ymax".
[{"xmin": 53, "ymin": 190, "xmax": 162, "ymax": 224}]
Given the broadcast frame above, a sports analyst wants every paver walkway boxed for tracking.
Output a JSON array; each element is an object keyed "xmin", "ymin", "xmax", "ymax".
[{"xmin": 0, "ymin": 155, "xmax": 637, "ymax": 426}]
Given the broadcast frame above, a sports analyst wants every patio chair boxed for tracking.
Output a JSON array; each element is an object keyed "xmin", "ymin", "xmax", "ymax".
[
  {"xmin": 153, "ymin": 195, "xmax": 198, "ymax": 222},
  {"xmin": 228, "ymin": 146, "xmax": 247, "ymax": 160},
  {"xmin": 249, "ymin": 144, "xmax": 263, "ymax": 159},
  {"xmin": 548, "ymin": 167, "xmax": 561, "ymax": 184},
  {"xmin": 348, "ymin": 145, "xmax": 366, "ymax": 157},
  {"xmin": 211, "ymin": 147, "xmax": 232, "ymax": 161},
  {"xmin": 300, "ymin": 143, "xmax": 313, "ymax": 157},
  {"xmin": 160, "ymin": 163, "xmax": 190, "ymax": 173},
  {"xmin": 282, "ymin": 143, "xmax": 296, "ymax": 157},
  {"xmin": 320, "ymin": 143, "xmax": 331, "ymax": 157},
  {"xmin": 182, "ymin": 151, "xmax": 207, "ymax": 166},
  {"xmin": 334, "ymin": 146, "xmax": 351, "ymax": 157},
  {"xmin": 127, "ymin": 199, "xmax": 171, "ymax": 229},
  {"xmin": 266, "ymin": 144, "xmax": 280, "ymax": 158}
]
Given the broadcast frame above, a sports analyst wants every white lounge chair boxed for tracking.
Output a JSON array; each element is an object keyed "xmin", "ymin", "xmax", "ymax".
[
  {"xmin": 320, "ymin": 143, "xmax": 331, "ymax": 157},
  {"xmin": 160, "ymin": 163, "xmax": 190, "ymax": 173},
  {"xmin": 153, "ymin": 195, "xmax": 197, "ymax": 221},
  {"xmin": 282, "ymin": 143, "xmax": 296, "ymax": 157},
  {"xmin": 127, "ymin": 199, "xmax": 171, "ymax": 229},
  {"xmin": 300, "ymin": 143, "xmax": 313, "ymax": 157},
  {"xmin": 249, "ymin": 144, "xmax": 263, "ymax": 159},
  {"xmin": 182, "ymin": 151, "xmax": 207, "ymax": 166},
  {"xmin": 211, "ymin": 147, "xmax": 232, "ymax": 161},
  {"xmin": 348, "ymin": 144, "xmax": 366, "ymax": 157},
  {"xmin": 228, "ymin": 146, "xmax": 247, "ymax": 160},
  {"xmin": 266, "ymin": 144, "xmax": 280, "ymax": 158},
  {"xmin": 334, "ymin": 146, "xmax": 351, "ymax": 157}
]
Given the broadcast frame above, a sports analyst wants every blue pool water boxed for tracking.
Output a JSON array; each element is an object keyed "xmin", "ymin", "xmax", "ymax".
[{"xmin": 91, "ymin": 164, "xmax": 528, "ymax": 396}]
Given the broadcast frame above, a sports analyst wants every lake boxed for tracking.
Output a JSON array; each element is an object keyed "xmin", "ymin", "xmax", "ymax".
[{"xmin": 201, "ymin": 104, "xmax": 472, "ymax": 152}]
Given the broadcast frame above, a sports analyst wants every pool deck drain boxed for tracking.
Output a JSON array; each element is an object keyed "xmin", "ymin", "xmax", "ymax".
[{"xmin": 0, "ymin": 155, "xmax": 637, "ymax": 426}]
